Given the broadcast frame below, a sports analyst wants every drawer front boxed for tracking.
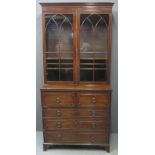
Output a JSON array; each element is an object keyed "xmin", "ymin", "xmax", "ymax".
[
  {"xmin": 78, "ymin": 120, "xmax": 109, "ymax": 130},
  {"xmin": 43, "ymin": 119, "xmax": 77, "ymax": 129},
  {"xmin": 43, "ymin": 108, "xmax": 78, "ymax": 118},
  {"xmin": 43, "ymin": 108, "xmax": 109, "ymax": 118},
  {"xmin": 78, "ymin": 93, "xmax": 109, "ymax": 107},
  {"xmin": 43, "ymin": 119, "xmax": 108, "ymax": 130},
  {"xmin": 78, "ymin": 109, "xmax": 109, "ymax": 118},
  {"xmin": 44, "ymin": 131, "xmax": 108, "ymax": 144},
  {"xmin": 42, "ymin": 93, "xmax": 75, "ymax": 107}
]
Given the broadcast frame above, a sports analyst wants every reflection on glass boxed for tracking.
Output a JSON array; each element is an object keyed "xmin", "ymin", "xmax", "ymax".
[
  {"xmin": 45, "ymin": 14, "xmax": 74, "ymax": 81},
  {"xmin": 80, "ymin": 14, "xmax": 109, "ymax": 82}
]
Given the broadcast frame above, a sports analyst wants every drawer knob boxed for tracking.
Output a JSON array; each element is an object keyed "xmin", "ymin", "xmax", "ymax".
[
  {"xmin": 57, "ymin": 134, "xmax": 62, "ymax": 138},
  {"xmin": 91, "ymin": 123, "xmax": 96, "ymax": 129},
  {"xmin": 56, "ymin": 97, "xmax": 61, "ymax": 103},
  {"xmin": 90, "ymin": 111, "xmax": 96, "ymax": 117},
  {"xmin": 91, "ymin": 97, "xmax": 96, "ymax": 104},
  {"xmin": 56, "ymin": 122, "xmax": 62, "ymax": 128},
  {"xmin": 56, "ymin": 110, "xmax": 61, "ymax": 117},
  {"xmin": 74, "ymin": 120, "xmax": 79, "ymax": 126},
  {"xmin": 90, "ymin": 136, "xmax": 96, "ymax": 143},
  {"xmin": 92, "ymin": 97, "xmax": 96, "ymax": 100}
]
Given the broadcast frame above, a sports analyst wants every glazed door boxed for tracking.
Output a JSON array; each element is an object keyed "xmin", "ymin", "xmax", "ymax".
[
  {"xmin": 78, "ymin": 11, "xmax": 111, "ymax": 83},
  {"xmin": 44, "ymin": 10, "xmax": 76, "ymax": 82}
]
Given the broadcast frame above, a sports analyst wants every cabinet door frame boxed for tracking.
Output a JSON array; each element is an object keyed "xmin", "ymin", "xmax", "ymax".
[
  {"xmin": 77, "ymin": 8, "xmax": 112, "ymax": 84},
  {"xmin": 42, "ymin": 8, "xmax": 77, "ymax": 84}
]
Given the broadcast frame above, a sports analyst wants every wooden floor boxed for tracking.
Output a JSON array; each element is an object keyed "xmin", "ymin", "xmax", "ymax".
[{"xmin": 36, "ymin": 131, "xmax": 118, "ymax": 155}]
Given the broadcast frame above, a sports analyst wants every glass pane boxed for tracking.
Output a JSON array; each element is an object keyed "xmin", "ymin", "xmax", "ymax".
[
  {"xmin": 45, "ymin": 14, "xmax": 74, "ymax": 81},
  {"xmin": 94, "ymin": 70, "xmax": 107, "ymax": 81},
  {"xmin": 60, "ymin": 69, "xmax": 73, "ymax": 81},
  {"xmin": 80, "ymin": 70, "xmax": 93, "ymax": 81},
  {"xmin": 80, "ymin": 14, "xmax": 109, "ymax": 82},
  {"xmin": 47, "ymin": 70, "xmax": 59, "ymax": 81}
]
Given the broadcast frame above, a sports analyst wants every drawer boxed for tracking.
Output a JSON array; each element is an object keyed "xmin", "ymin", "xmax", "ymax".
[
  {"xmin": 78, "ymin": 93, "xmax": 109, "ymax": 107},
  {"xmin": 43, "ymin": 108, "xmax": 109, "ymax": 118},
  {"xmin": 44, "ymin": 131, "xmax": 108, "ymax": 144},
  {"xmin": 78, "ymin": 119, "xmax": 108, "ymax": 130},
  {"xmin": 42, "ymin": 93, "xmax": 75, "ymax": 107},
  {"xmin": 43, "ymin": 118, "xmax": 108, "ymax": 130},
  {"xmin": 78, "ymin": 109, "xmax": 109, "ymax": 118},
  {"xmin": 43, "ymin": 108, "xmax": 78, "ymax": 118}
]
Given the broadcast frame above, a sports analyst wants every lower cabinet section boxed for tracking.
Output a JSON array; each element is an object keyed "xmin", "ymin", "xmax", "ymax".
[
  {"xmin": 41, "ymin": 90, "xmax": 111, "ymax": 152},
  {"xmin": 44, "ymin": 131, "xmax": 108, "ymax": 145}
]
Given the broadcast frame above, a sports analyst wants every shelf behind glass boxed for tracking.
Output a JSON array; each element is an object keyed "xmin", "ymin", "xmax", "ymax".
[{"xmin": 47, "ymin": 69, "xmax": 73, "ymax": 81}]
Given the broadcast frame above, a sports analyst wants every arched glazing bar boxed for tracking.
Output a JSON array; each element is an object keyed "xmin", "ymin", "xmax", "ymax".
[
  {"xmin": 80, "ymin": 14, "xmax": 108, "ymax": 31},
  {"xmin": 45, "ymin": 14, "xmax": 73, "ymax": 30}
]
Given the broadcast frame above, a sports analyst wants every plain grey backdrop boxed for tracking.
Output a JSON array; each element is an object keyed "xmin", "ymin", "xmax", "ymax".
[{"xmin": 36, "ymin": 0, "xmax": 118, "ymax": 133}]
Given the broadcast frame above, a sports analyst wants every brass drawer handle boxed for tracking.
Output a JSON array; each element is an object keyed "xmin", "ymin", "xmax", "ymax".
[
  {"xmin": 55, "ymin": 97, "xmax": 61, "ymax": 103},
  {"xmin": 90, "ymin": 111, "xmax": 96, "ymax": 117},
  {"xmin": 56, "ymin": 110, "xmax": 61, "ymax": 117},
  {"xmin": 92, "ymin": 97, "xmax": 96, "ymax": 100},
  {"xmin": 91, "ymin": 123, "xmax": 96, "ymax": 129},
  {"xmin": 91, "ymin": 97, "xmax": 96, "ymax": 104},
  {"xmin": 57, "ymin": 134, "xmax": 62, "ymax": 138},
  {"xmin": 74, "ymin": 120, "xmax": 79, "ymax": 126},
  {"xmin": 90, "ymin": 136, "xmax": 96, "ymax": 143},
  {"xmin": 56, "ymin": 122, "xmax": 62, "ymax": 128}
]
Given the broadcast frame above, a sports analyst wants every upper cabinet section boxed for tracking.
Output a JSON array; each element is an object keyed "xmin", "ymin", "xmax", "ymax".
[{"xmin": 40, "ymin": 3, "xmax": 113, "ymax": 84}]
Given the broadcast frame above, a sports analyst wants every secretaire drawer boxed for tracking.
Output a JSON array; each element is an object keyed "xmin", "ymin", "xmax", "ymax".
[
  {"xmin": 42, "ymin": 92, "xmax": 75, "ymax": 107},
  {"xmin": 78, "ymin": 93, "xmax": 110, "ymax": 107}
]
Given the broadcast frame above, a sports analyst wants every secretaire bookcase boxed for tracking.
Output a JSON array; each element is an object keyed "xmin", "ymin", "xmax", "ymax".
[{"xmin": 40, "ymin": 2, "xmax": 113, "ymax": 152}]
